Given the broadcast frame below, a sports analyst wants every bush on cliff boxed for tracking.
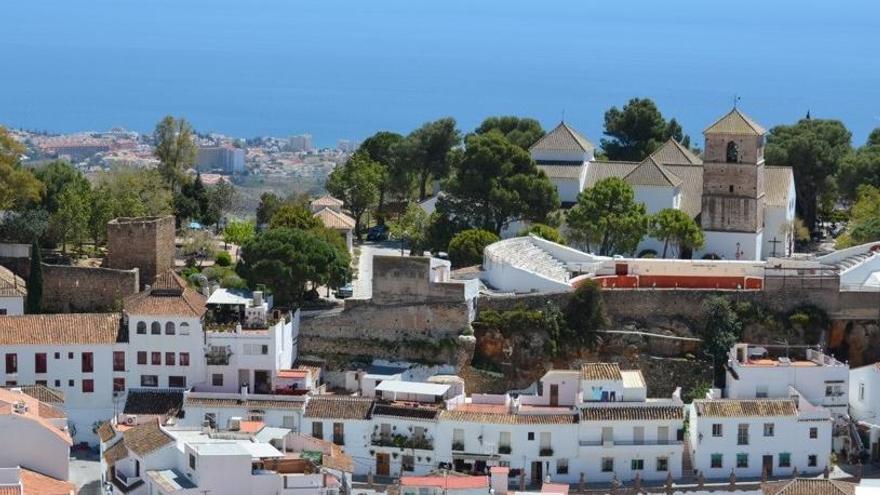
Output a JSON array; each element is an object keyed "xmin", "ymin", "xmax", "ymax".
[{"xmin": 448, "ymin": 229, "xmax": 499, "ymax": 268}]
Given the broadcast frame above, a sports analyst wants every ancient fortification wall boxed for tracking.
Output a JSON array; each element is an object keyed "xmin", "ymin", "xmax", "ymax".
[
  {"xmin": 106, "ymin": 216, "xmax": 175, "ymax": 287},
  {"xmin": 42, "ymin": 264, "xmax": 139, "ymax": 313}
]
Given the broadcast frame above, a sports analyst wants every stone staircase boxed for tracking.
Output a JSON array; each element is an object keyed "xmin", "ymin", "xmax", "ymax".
[
  {"xmin": 834, "ymin": 252, "xmax": 875, "ymax": 272},
  {"xmin": 681, "ymin": 438, "xmax": 696, "ymax": 482},
  {"xmin": 500, "ymin": 238, "xmax": 568, "ymax": 281}
]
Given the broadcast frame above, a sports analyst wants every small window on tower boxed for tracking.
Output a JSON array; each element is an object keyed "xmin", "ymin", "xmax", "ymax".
[
  {"xmin": 729, "ymin": 185, "xmax": 734, "ymax": 193},
  {"xmin": 726, "ymin": 141, "xmax": 739, "ymax": 163}
]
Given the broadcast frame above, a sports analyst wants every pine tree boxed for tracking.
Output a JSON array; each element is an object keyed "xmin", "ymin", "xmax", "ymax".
[{"xmin": 26, "ymin": 241, "xmax": 43, "ymax": 314}]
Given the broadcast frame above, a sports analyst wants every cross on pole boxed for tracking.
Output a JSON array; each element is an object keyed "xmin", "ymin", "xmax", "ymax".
[{"xmin": 769, "ymin": 236, "xmax": 782, "ymax": 257}]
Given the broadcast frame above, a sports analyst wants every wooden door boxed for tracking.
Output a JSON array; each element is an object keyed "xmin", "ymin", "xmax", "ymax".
[
  {"xmin": 376, "ymin": 453, "xmax": 390, "ymax": 476},
  {"xmin": 762, "ymin": 455, "xmax": 773, "ymax": 477},
  {"xmin": 549, "ymin": 384, "xmax": 559, "ymax": 407},
  {"xmin": 531, "ymin": 461, "xmax": 543, "ymax": 485}
]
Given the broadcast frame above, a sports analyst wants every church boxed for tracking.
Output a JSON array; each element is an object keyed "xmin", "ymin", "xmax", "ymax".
[{"xmin": 529, "ymin": 108, "xmax": 796, "ymax": 260}]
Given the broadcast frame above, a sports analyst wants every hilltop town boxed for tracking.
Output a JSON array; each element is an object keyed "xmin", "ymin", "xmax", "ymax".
[{"xmin": 1, "ymin": 102, "xmax": 880, "ymax": 495}]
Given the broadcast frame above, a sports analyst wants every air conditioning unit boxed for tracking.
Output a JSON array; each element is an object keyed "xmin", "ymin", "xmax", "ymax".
[
  {"xmin": 228, "ymin": 417, "xmax": 242, "ymax": 431},
  {"xmin": 124, "ymin": 415, "xmax": 138, "ymax": 426}
]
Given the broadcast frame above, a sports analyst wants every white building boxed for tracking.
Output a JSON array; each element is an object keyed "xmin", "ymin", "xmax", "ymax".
[
  {"xmin": 289, "ymin": 134, "xmax": 314, "ymax": 153},
  {"xmin": 196, "ymin": 145, "xmax": 246, "ymax": 174},
  {"xmin": 528, "ymin": 122, "xmax": 596, "ymax": 206},
  {"xmin": 0, "ymin": 265, "xmax": 25, "ymax": 315},
  {"xmin": 0, "ymin": 387, "xmax": 73, "ymax": 486},
  {"xmin": 816, "ymin": 242, "xmax": 880, "ymax": 292},
  {"xmin": 848, "ymin": 363, "xmax": 880, "ymax": 460},
  {"xmin": 100, "ymin": 419, "xmax": 351, "ymax": 495},
  {"xmin": 689, "ymin": 393, "xmax": 831, "ymax": 479}
]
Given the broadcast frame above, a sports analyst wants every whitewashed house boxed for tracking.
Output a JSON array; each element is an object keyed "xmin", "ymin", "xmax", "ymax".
[
  {"xmin": 848, "ymin": 363, "xmax": 880, "ymax": 460},
  {"xmin": 0, "ymin": 265, "xmax": 25, "ymax": 315},
  {"xmin": 689, "ymin": 392, "xmax": 831, "ymax": 479},
  {"xmin": 529, "ymin": 122, "xmax": 595, "ymax": 206}
]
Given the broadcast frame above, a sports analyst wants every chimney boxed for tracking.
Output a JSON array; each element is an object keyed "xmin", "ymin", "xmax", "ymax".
[{"xmin": 490, "ymin": 466, "xmax": 509, "ymax": 495}]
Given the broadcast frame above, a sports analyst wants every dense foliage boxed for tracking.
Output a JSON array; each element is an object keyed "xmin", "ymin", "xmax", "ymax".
[
  {"xmin": 447, "ymin": 229, "xmax": 499, "ymax": 268},
  {"xmin": 567, "ymin": 177, "xmax": 648, "ymax": 256}
]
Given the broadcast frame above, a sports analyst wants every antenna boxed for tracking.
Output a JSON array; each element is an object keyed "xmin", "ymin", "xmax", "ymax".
[
  {"xmin": 733, "ymin": 94, "xmax": 741, "ymax": 109},
  {"xmin": 561, "ymin": 109, "xmax": 566, "ymax": 123}
]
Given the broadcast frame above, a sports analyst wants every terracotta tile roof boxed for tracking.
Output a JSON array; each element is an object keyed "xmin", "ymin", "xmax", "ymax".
[
  {"xmin": 0, "ymin": 486, "xmax": 17, "ymax": 495},
  {"xmin": 530, "ymin": 122, "xmax": 594, "ymax": 153},
  {"xmin": 537, "ymin": 163, "xmax": 584, "ymax": 180},
  {"xmin": 693, "ymin": 399, "xmax": 798, "ymax": 418},
  {"xmin": 765, "ymin": 166, "xmax": 795, "ymax": 207},
  {"xmin": 0, "ymin": 313, "xmax": 123, "ymax": 345},
  {"xmin": 581, "ymin": 363, "xmax": 622, "ymax": 381},
  {"xmin": 584, "ymin": 161, "xmax": 639, "ymax": 189},
  {"xmin": 311, "ymin": 194, "xmax": 344, "ymax": 207},
  {"xmin": 0, "ymin": 265, "xmax": 26, "ymax": 297},
  {"xmin": 19, "ymin": 468, "xmax": 75, "ymax": 495},
  {"xmin": 401, "ymin": 475, "xmax": 489, "ymax": 490},
  {"xmin": 96, "ymin": 420, "xmax": 117, "ymax": 443},
  {"xmin": 324, "ymin": 445, "xmax": 355, "ymax": 473},
  {"xmin": 704, "ymin": 108, "xmax": 766, "ymax": 136},
  {"xmin": 238, "ymin": 420, "xmax": 265, "ymax": 433},
  {"xmin": 762, "ymin": 479, "xmax": 856, "ymax": 495},
  {"xmin": 580, "ymin": 405, "xmax": 683, "ymax": 421},
  {"xmin": 102, "ymin": 439, "xmax": 129, "ymax": 465},
  {"xmin": 123, "ymin": 389, "xmax": 183, "ymax": 417},
  {"xmin": 37, "ymin": 402, "xmax": 66, "ymax": 419},
  {"xmin": 124, "ymin": 270, "xmax": 206, "ymax": 317},
  {"xmin": 0, "ymin": 388, "xmax": 71, "ymax": 445},
  {"xmin": 120, "ymin": 419, "xmax": 174, "ymax": 457},
  {"xmin": 623, "ymin": 156, "xmax": 682, "ymax": 187},
  {"xmin": 372, "ymin": 403, "xmax": 440, "ymax": 420},
  {"xmin": 649, "ymin": 139, "xmax": 703, "ymax": 166},
  {"xmin": 314, "ymin": 207, "xmax": 355, "ymax": 230},
  {"xmin": 2, "ymin": 385, "xmax": 64, "ymax": 405},
  {"xmin": 439, "ymin": 410, "xmax": 577, "ymax": 425},
  {"xmin": 663, "ymin": 164, "xmax": 704, "ymax": 217},
  {"xmin": 304, "ymin": 396, "xmax": 373, "ymax": 420},
  {"xmin": 184, "ymin": 396, "xmax": 305, "ymax": 411}
]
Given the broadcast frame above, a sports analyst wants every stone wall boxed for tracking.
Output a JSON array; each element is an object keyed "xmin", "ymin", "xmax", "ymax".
[
  {"xmin": 41, "ymin": 264, "xmax": 139, "ymax": 313},
  {"xmin": 106, "ymin": 216, "xmax": 175, "ymax": 287},
  {"xmin": 370, "ymin": 256, "xmax": 467, "ymax": 305},
  {"xmin": 300, "ymin": 300, "xmax": 472, "ymax": 341},
  {"xmin": 298, "ymin": 334, "xmax": 474, "ymax": 368}
]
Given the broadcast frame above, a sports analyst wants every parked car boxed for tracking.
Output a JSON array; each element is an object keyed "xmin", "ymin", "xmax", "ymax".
[
  {"xmin": 366, "ymin": 224, "xmax": 389, "ymax": 241},
  {"xmin": 336, "ymin": 283, "xmax": 354, "ymax": 299}
]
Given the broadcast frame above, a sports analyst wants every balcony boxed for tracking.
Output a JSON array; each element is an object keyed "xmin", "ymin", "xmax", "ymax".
[
  {"xmin": 539, "ymin": 448, "xmax": 554, "ymax": 457},
  {"xmin": 371, "ymin": 434, "xmax": 434, "ymax": 450},
  {"xmin": 206, "ymin": 351, "xmax": 231, "ymax": 366},
  {"xmin": 114, "ymin": 470, "xmax": 144, "ymax": 491},
  {"xmin": 452, "ymin": 441, "xmax": 465, "ymax": 452},
  {"xmin": 498, "ymin": 445, "xmax": 511, "ymax": 455},
  {"xmin": 579, "ymin": 439, "xmax": 682, "ymax": 447}
]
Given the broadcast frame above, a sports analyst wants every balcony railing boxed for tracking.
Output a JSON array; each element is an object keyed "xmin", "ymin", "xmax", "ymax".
[
  {"xmin": 115, "ymin": 470, "xmax": 141, "ymax": 487},
  {"xmin": 498, "ymin": 445, "xmax": 511, "ymax": 455},
  {"xmin": 206, "ymin": 352, "xmax": 231, "ymax": 366},
  {"xmin": 452, "ymin": 441, "xmax": 465, "ymax": 451},
  {"xmin": 371, "ymin": 434, "xmax": 434, "ymax": 450},
  {"xmin": 579, "ymin": 439, "xmax": 682, "ymax": 447},
  {"xmin": 539, "ymin": 448, "xmax": 554, "ymax": 457}
]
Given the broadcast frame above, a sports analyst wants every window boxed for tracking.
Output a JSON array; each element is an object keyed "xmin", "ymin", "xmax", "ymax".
[
  {"xmin": 151, "ymin": 321, "xmax": 161, "ymax": 335},
  {"xmin": 729, "ymin": 185, "xmax": 735, "ymax": 193},
  {"xmin": 54, "ymin": 379, "xmax": 60, "ymax": 387},
  {"xmin": 631, "ymin": 459, "xmax": 644, "ymax": 471},
  {"xmin": 711, "ymin": 454, "xmax": 723, "ymax": 469},
  {"xmin": 809, "ymin": 427, "xmax": 818, "ymax": 439},
  {"xmin": 726, "ymin": 141, "xmax": 739, "ymax": 163},
  {"xmin": 860, "ymin": 382, "xmax": 866, "ymax": 401},
  {"xmin": 36, "ymin": 380, "xmax": 47, "ymax": 386},
  {"xmin": 601, "ymin": 427, "xmax": 613, "ymax": 443},
  {"xmin": 312, "ymin": 422, "xmax": 324, "ymax": 440},
  {"xmin": 499, "ymin": 431, "xmax": 511, "ymax": 453},
  {"xmin": 168, "ymin": 376, "xmax": 186, "ymax": 388},
  {"xmin": 151, "ymin": 352, "xmax": 161, "ymax": 365},
  {"xmin": 244, "ymin": 344, "xmax": 269, "ymax": 355},
  {"xmin": 712, "ymin": 424, "xmax": 723, "ymax": 437},
  {"xmin": 282, "ymin": 416, "xmax": 297, "ymax": 430},
  {"xmin": 165, "ymin": 352, "xmax": 175, "ymax": 366},
  {"xmin": 657, "ymin": 426, "xmax": 669, "ymax": 444},
  {"xmin": 333, "ymin": 422, "xmax": 344, "ymax": 445},
  {"xmin": 82, "ymin": 352, "xmax": 94, "ymax": 373},
  {"xmin": 4, "ymin": 381, "xmax": 15, "ymax": 387},
  {"xmin": 737, "ymin": 424, "xmax": 749, "ymax": 445},
  {"xmin": 402, "ymin": 455, "xmax": 415, "ymax": 472},
  {"xmin": 755, "ymin": 385, "xmax": 768, "ymax": 398},
  {"xmin": 736, "ymin": 453, "xmax": 748, "ymax": 468},
  {"xmin": 165, "ymin": 322, "xmax": 175, "ymax": 335},
  {"xmin": 113, "ymin": 352, "xmax": 125, "ymax": 372},
  {"xmin": 180, "ymin": 353, "xmax": 190, "ymax": 366},
  {"xmin": 189, "ymin": 453, "xmax": 196, "ymax": 470},
  {"xmin": 82, "ymin": 379, "xmax": 94, "ymax": 393},
  {"xmin": 35, "ymin": 353, "xmax": 47, "ymax": 374},
  {"xmin": 601, "ymin": 458, "xmax": 614, "ymax": 472},
  {"xmin": 180, "ymin": 322, "xmax": 190, "ymax": 335},
  {"xmin": 141, "ymin": 375, "xmax": 158, "ymax": 387},
  {"xmin": 656, "ymin": 457, "xmax": 668, "ymax": 472},
  {"xmin": 113, "ymin": 378, "xmax": 126, "ymax": 393},
  {"xmin": 527, "ymin": 432, "xmax": 535, "ymax": 441},
  {"xmin": 557, "ymin": 458, "xmax": 569, "ymax": 475},
  {"xmin": 633, "ymin": 426, "xmax": 644, "ymax": 444},
  {"xmin": 212, "ymin": 374, "xmax": 224, "ymax": 386},
  {"xmin": 453, "ymin": 429, "xmax": 464, "ymax": 450},
  {"xmin": 808, "ymin": 455, "xmax": 817, "ymax": 467},
  {"xmin": 54, "ymin": 352, "xmax": 60, "ymax": 359},
  {"xmin": 204, "ymin": 413, "xmax": 217, "ymax": 428},
  {"xmin": 825, "ymin": 382, "xmax": 844, "ymax": 397},
  {"xmin": 137, "ymin": 321, "xmax": 146, "ymax": 334},
  {"xmin": 5, "ymin": 354, "xmax": 17, "ymax": 373},
  {"xmin": 779, "ymin": 453, "xmax": 791, "ymax": 468},
  {"xmin": 137, "ymin": 352, "xmax": 147, "ymax": 365},
  {"xmin": 763, "ymin": 423, "xmax": 775, "ymax": 437},
  {"xmin": 68, "ymin": 352, "xmax": 73, "ymax": 359}
]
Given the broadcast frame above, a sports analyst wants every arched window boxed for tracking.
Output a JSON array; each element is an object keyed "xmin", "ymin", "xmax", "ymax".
[
  {"xmin": 136, "ymin": 322, "xmax": 147, "ymax": 335},
  {"xmin": 151, "ymin": 321, "xmax": 161, "ymax": 335},
  {"xmin": 726, "ymin": 141, "xmax": 739, "ymax": 163},
  {"xmin": 180, "ymin": 322, "xmax": 190, "ymax": 335},
  {"xmin": 165, "ymin": 322, "xmax": 176, "ymax": 335}
]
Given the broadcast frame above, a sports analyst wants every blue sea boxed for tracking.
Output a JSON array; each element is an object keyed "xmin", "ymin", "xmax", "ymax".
[{"xmin": 2, "ymin": 0, "xmax": 879, "ymax": 147}]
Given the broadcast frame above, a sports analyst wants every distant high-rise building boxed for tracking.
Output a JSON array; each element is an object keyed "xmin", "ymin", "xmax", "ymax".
[
  {"xmin": 288, "ymin": 134, "xmax": 314, "ymax": 152},
  {"xmin": 196, "ymin": 145, "xmax": 246, "ymax": 174}
]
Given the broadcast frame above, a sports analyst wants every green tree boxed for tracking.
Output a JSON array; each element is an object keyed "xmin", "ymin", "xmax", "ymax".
[
  {"xmin": 563, "ymin": 280, "xmax": 606, "ymax": 347},
  {"xmin": 93, "ymin": 167, "xmax": 173, "ymax": 217},
  {"xmin": 765, "ymin": 118, "xmax": 852, "ymax": 231},
  {"xmin": 475, "ymin": 116, "xmax": 545, "ymax": 150},
  {"xmin": 175, "ymin": 173, "xmax": 210, "ymax": 224},
  {"xmin": 236, "ymin": 227, "xmax": 351, "ymax": 305},
  {"xmin": 837, "ymin": 129, "xmax": 880, "ymax": 201},
  {"xmin": 700, "ymin": 296, "xmax": 742, "ymax": 378},
  {"xmin": 180, "ymin": 228, "xmax": 217, "ymax": 268},
  {"xmin": 50, "ymin": 180, "xmax": 92, "ymax": 253},
  {"xmin": 649, "ymin": 208, "xmax": 705, "ymax": 258},
  {"xmin": 443, "ymin": 131, "xmax": 559, "ymax": 234},
  {"xmin": 33, "ymin": 161, "xmax": 90, "ymax": 214},
  {"xmin": 358, "ymin": 131, "xmax": 408, "ymax": 207},
  {"xmin": 518, "ymin": 223, "xmax": 565, "ymax": 244},
  {"xmin": 326, "ymin": 152, "xmax": 383, "ymax": 240},
  {"xmin": 269, "ymin": 203, "xmax": 321, "ymax": 231},
  {"xmin": 26, "ymin": 240, "xmax": 42, "ymax": 314},
  {"xmin": 600, "ymin": 98, "xmax": 691, "ymax": 161},
  {"xmin": 836, "ymin": 185, "xmax": 880, "ymax": 248},
  {"xmin": 153, "ymin": 115, "xmax": 198, "ymax": 190},
  {"xmin": 256, "ymin": 192, "xmax": 283, "ymax": 228},
  {"xmin": 0, "ymin": 126, "xmax": 43, "ymax": 211},
  {"xmin": 389, "ymin": 203, "xmax": 430, "ymax": 255},
  {"xmin": 204, "ymin": 180, "xmax": 238, "ymax": 228},
  {"xmin": 88, "ymin": 192, "xmax": 116, "ymax": 246},
  {"xmin": 566, "ymin": 177, "xmax": 648, "ymax": 256},
  {"xmin": 448, "ymin": 229, "xmax": 499, "ymax": 268},
  {"xmin": 403, "ymin": 118, "xmax": 461, "ymax": 200},
  {"xmin": 223, "ymin": 219, "xmax": 256, "ymax": 246},
  {"xmin": 425, "ymin": 209, "xmax": 470, "ymax": 254}
]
